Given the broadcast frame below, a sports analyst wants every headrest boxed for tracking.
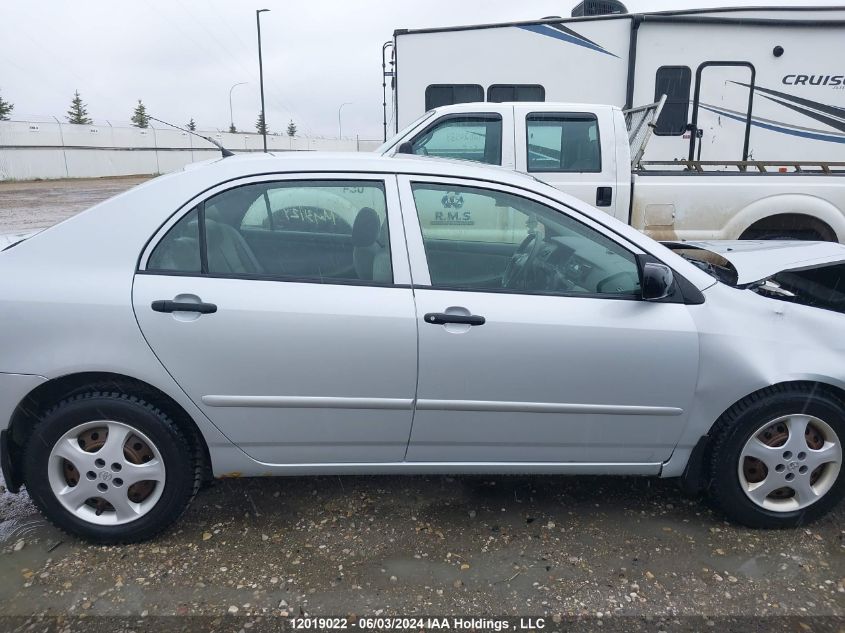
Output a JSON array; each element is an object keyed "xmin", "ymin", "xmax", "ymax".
[
  {"xmin": 352, "ymin": 207, "xmax": 380, "ymax": 247},
  {"xmin": 204, "ymin": 218, "xmax": 224, "ymax": 248},
  {"xmin": 205, "ymin": 205, "xmax": 223, "ymax": 223}
]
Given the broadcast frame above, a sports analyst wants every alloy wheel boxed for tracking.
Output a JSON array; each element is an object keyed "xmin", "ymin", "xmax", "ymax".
[
  {"xmin": 47, "ymin": 420, "xmax": 166, "ymax": 525},
  {"xmin": 738, "ymin": 414, "xmax": 842, "ymax": 512}
]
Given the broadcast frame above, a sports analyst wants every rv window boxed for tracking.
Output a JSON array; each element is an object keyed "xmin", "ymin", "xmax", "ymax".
[
  {"xmin": 526, "ymin": 113, "xmax": 601, "ymax": 173},
  {"xmin": 487, "ymin": 85, "xmax": 546, "ymax": 103},
  {"xmin": 409, "ymin": 115, "xmax": 503, "ymax": 165},
  {"xmin": 425, "ymin": 84, "xmax": 484, "ymax": 110},
  {"xmin": 654, "ymin": 66, "xmax": 691, "ymax": 136}
]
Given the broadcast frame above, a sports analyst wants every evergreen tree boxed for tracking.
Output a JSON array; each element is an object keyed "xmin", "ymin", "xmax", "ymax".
[
  {"xmin": 66, "ymin": 90, "xmax": 91, "ymax": 125},
  {"xmin": 228, "ymin": 123, "xmax": 237, "ymax": 133},
  {"xmin": 255, "ymin": 112, "xmax": 267, "ymax": 135},
  {"xmin": 186, "ymin": 118, "xmax": 196, "ymax": 131},
  {"xmin": 0, "ymin": 90, "xmax": 14, "ymax": 121},
  {"xmin": 286, "ymin": 120, "xmax": 297, "ymax": 137},
  {"xmin": 131, "ymin": 99, "xmax": 149, "ymax": 128}
]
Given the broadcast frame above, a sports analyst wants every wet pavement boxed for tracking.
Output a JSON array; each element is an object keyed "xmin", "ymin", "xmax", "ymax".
[{"xmin": 0, "ymin": 177, "xmax": 843, "ymax": 628}]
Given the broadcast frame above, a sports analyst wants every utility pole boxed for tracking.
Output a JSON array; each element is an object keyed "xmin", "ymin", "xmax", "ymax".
[
  {"xmin": 256, "ymin": 9, "xmax": 270, "ymax": 151},
  {"xmin": 382, "ymin": 41, "xmax": 393, "ymax": 142}
]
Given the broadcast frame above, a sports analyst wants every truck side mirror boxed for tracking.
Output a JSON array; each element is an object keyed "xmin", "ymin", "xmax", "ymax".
[
  {"xmin": 397, "ymin": 141, "xmax": 414, "ymax": 154},
  {"xmin": 641, "ymin": 262, "xmax": 676, "ymax": 301}
]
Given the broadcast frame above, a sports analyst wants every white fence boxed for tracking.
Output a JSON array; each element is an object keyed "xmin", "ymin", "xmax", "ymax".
[{"xmin": 0, "ymin": 120, "xmax": 382, "ymax": 181}]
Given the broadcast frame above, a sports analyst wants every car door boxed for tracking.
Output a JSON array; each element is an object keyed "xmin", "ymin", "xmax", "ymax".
[
  {"xmin": 133, "ymin": 174, "xmax": 417, "ymax": 464},
  {"xmin": 398, "ymin": 175, "xmax": 700, "ymax": 466},
  {"xmin": 514, "ymin": 106, "xmax": 620, "ymax": 218}
]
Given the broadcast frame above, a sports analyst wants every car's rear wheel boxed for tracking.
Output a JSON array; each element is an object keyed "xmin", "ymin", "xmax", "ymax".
[
  {"xmin": 23, "ymin": 391, "xmax": 201, "ymax": 543},
  {"xmin": 708, "ymin": 385, "xmax": 845, "ymax": 528}
]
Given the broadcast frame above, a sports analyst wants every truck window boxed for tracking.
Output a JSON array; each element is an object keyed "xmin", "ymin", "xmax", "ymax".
[
  {"xmin": 409, "ymin": 115, "xmax": 503, "ymax": 165},
  {"xmin": 424, "ymin": 84, "xmax": 484, "ymax": 110},
  {"xmin": 526, "ymin": 113, "xmax": 601, "ymax": 173},
  {"xmin": 487, "ymin": 84, "xmax": 546, "ymax": 103},
  {"xmin": 654, "ymin": 66, "xmax": 691, "ymax": 136}
]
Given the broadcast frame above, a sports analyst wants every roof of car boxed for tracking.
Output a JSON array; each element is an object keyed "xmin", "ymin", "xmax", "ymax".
[{"xmin": 188, "ymin": 151, "xmax": 542, "ymax": 189}]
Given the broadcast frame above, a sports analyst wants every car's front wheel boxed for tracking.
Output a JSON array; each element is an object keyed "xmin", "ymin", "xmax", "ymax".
[
  {"xmin": 708, "ymin": 385, "xmax": 844, "ymax": 528},
  {"xmin": 23, "ymin": 391, "xmax": 201, "ymax": 543}
]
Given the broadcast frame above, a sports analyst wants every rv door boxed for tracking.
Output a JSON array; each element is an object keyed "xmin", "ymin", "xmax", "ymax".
[{"xmin": 514, "ymin": 105, "xmax": 622, "ymax": 219}]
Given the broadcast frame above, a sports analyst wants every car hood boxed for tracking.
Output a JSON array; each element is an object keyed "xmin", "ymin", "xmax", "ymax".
[
  {"xmin": 0, "ymin": 229, "xmax": 42, "ymax": 250},
  {"xmin": 661, "ymin": 240, "xmax": 845, "ymax": 285}
]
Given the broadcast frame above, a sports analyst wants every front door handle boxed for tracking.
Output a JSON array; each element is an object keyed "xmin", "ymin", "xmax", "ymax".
[
  {"xmin": 151, "ymin": 300, "xmax": 217, "ymax": 314},
  {"xmin": 424, "ymin": 312, "xmax": 485, "ymax": 326}
]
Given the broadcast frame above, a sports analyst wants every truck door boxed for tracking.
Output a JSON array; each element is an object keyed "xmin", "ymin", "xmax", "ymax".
[
  {"xmin": 514, "ymin": 106, "xmax": 622, "ymax": 219},
  {"xmin": 688, "ymin": 62, "xmax": 755, "ymax": 162}
]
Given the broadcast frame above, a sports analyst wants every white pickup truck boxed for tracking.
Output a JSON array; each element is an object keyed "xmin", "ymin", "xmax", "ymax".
[{"xmin": 378, "ymin": 102, "xmax": 845, "ymax": 242}]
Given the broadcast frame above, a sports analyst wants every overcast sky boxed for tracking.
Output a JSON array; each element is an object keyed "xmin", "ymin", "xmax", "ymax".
[{"xmin": 1, "ymin": 0, "xmax": 838, "ymax": 139}]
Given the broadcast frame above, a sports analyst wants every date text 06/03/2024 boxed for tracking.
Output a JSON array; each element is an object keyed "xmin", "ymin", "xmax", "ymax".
[{"xmin": 288, "ymin": 616, "xmax": 548, "ymax": 630}]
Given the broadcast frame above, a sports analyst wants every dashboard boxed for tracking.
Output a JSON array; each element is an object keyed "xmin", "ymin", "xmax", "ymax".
[{"xmin": 530, "ymin": 235, "xmax": 641, "ymax": 295}]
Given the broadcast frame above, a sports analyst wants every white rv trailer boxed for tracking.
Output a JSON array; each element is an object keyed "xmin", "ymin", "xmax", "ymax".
[{"xmin": 388, "ymin": 5, "xmax": 845, "ymax": 163}]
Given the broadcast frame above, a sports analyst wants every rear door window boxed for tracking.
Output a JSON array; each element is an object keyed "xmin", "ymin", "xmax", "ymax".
[
  {"xmin": 526, "ymin": 113, "xmax": 601, "ymax": 173},
  {"xmin": 147, "ymin": 181, "xmax": 393, "ymax": 284}
]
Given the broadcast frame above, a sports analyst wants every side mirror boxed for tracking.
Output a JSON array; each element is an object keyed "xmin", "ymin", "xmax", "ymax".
[
  {"xmin": 397, "ymin": 141, "xmax": 414, "ymax": 154},
  {"xmin": 641, "ymin": 262, "xmax": 675, "ymax": 301}
]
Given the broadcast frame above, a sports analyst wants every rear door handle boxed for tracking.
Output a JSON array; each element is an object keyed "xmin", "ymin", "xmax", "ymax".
[
  {"xmin": 424, "ymin": 312, "xmax": 485, "ymax": 326},
  {"xmin": 596, "ymin": 186, "xmax": 613, "ymax": 207},
  {"xmin": 151, "ymin": 300, "xmax": 217, "ymax": 314}
]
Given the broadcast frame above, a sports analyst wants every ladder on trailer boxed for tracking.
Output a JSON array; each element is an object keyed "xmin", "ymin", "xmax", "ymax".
[{"xmin": 624, "ymin": 94, "xmax": 666, "ymax": 170}]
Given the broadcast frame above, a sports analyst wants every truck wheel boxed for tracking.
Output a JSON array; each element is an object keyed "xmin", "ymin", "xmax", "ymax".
[
  {"xmin": 752, "ymin": 230, "xmax": 822, "ymax": 241},
  {"xmin": 707, "ymin": 385, "xmax": 844, "ymax": 528},
  {"xmin": 23, "ymin": 391, "xmax": 201, "ymax": 543}
]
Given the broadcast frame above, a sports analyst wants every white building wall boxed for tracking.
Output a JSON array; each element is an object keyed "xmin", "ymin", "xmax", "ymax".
[{"xmin": 0, "ymin": 120, "xmax": 379, "ymax": 181}]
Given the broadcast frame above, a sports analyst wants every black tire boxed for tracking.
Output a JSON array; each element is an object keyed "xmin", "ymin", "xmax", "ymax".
[
  {"xmin": 707, "ymin": 384, "xmax": 845, "ymax": 528},
  {"xmin": 752, "ymin": 231, "xmax": 819, "ymax": 241},
  {"xmin": 23, "ymin": 391, "xmax": 201, "ymax": 544}
]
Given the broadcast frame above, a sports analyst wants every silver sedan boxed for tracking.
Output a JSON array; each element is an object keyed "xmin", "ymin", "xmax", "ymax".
[{"xmin": 1, "ymin": 153, "xmax": 843, "ymax": 543}]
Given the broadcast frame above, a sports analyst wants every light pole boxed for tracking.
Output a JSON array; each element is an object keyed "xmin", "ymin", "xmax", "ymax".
[
  {"xmin": 381, "ymin": 41, "xmax": 393, "ymax": 142},
  {"xmin": 338, "ymin": 102, "xmax": 352, "ymax": 139},
  {"xmin": 228, "ymin": 82, "xmax": 247, "ymax": 133},
  {"xmin": 256, "ymin": 9, "xmax": 270, "ymax": 151}
]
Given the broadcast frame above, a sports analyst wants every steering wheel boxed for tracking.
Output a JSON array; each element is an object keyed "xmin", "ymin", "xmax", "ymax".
[
  {"xmin": 502, "ymin": 232, "xmax": 545, "ymax": 289},
  {"xmin": 596, "ymin": 270, "xmax": 640, "ymax": 295}
]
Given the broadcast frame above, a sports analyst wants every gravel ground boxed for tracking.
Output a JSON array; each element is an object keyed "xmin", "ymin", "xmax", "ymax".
[
  {"xmin": 1, "ymin": 473, "xmax": 843, "ymax": 627},
  {"xmin": 0, "ymin": 176, "xmax": 151, "ymax": 233},
  {"xmin": 0, "ymin": 177, "xmax": 843, "ymax": 630}
]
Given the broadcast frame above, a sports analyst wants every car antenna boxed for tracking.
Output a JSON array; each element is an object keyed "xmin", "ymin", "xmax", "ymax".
[{"xmin": 147, "ymin": 116, "xmax": 235, "ymax": 158}]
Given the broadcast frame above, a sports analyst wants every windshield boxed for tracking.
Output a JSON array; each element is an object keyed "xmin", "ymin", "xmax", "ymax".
[{"xmin": 375, "ymin": 110, "xmax": 436, "ymax": 154}]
